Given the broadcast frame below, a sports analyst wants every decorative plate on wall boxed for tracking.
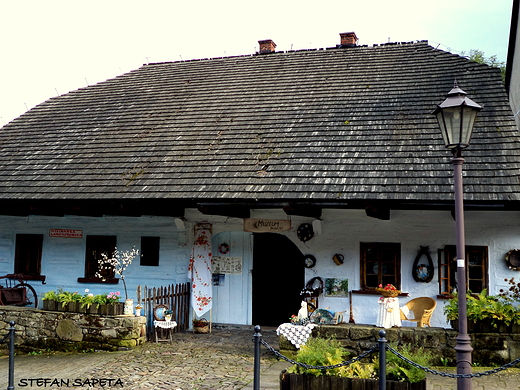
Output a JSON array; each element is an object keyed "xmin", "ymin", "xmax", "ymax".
[
  {"xmin": 505, "ymin": 249, "xmax": 520, "ymax": 270},
  {"xmin": 297, "ymin": 223, "xmax": 314, "ymax": 242},
  {"xmin": 303, "ymin": 255, "xmax": 316, "ymax": 268}
]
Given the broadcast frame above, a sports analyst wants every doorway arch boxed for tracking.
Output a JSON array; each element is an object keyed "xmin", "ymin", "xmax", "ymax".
[{"xmin": 252, "ymin": 233, "xmax": 305, "ymax": 326}]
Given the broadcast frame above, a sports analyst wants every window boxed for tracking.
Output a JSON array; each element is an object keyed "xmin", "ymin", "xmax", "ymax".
[
  {"xmin": 140, "ymin": 236, "xmax": 160, "ymax": 266},
  {"xmin": 360, "ymin": 242, "xmax": 401, "ymax": 290},
  {"xmin": 78, "ymin": 235, "xmax": 117, "ymax": 283},
  {"xmin": 15, "ymin": 234, "xmax": 43, "ymax": 275},
  {"xmin": 438, "ymin": 245, "xmax": 488, "ymax": 295}
]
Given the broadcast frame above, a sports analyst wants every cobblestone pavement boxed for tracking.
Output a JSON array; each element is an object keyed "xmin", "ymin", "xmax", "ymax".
[{"xmin": 1, "ymin": 326, "xmax": 520, "ymax": 389}]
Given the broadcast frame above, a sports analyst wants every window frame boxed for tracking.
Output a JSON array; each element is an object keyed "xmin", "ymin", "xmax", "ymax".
[
  {"xmin": 360, "ymin": 242, "xmax": 401, "ymax": 291},
  {"xmin": 14, "ymin": 234, "xmax": 43, "ymax": 276},
  {"xmin": 140, "ymin": 236, "xmax": 160, "ymax": 266},
  {"xmin": 78, "ymin": 235, "xmax": 118, "ymax": 284},
  {"xmin": 438, "ymin": 245, "xmax": 488, "ymax": 295}
]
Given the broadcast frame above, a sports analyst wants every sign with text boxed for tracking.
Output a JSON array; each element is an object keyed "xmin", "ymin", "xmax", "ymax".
[
  {"xmin": 49, "ymin": 229, "xmax": 83, "ymax": 238},
  {"xmin": 243, "ymin": 219, "xmax": 291, "ymax": 232}
]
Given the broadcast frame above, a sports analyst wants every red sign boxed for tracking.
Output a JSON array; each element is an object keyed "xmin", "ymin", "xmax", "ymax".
[{"xmin": 49, "ymin": 229, "xmax": 83, "ymax": 238}]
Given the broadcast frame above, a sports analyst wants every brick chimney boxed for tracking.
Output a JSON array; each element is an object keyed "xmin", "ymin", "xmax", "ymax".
[
  {"xmin": 339, "ymin": 32, "xmax": 358, "ymax": 47},
  {"xmin": 258, "ymin": 39, "xmax": 277, "ymax": 54}
]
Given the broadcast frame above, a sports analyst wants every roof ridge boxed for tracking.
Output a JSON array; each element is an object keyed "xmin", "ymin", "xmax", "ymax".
[{"xmin": 145, "ymin": 40, "xmax": 432, "ymax": 67}]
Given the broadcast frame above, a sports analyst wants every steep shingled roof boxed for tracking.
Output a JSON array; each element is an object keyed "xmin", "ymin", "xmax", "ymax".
[{"xmin": 0, "ymin": 41, "xmax": 518, "ymax": 206}]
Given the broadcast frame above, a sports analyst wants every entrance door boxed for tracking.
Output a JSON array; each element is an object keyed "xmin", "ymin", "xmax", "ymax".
[{"xmin": 252, "ymin": 233, "xmax": 304, "ymax": 326}]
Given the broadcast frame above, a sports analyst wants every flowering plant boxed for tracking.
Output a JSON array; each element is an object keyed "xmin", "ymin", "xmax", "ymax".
[
  {"xmin": 97, "ymin": 247, "xmax": 139, "ymax": 300},
  {"xmin": 103, "ymin": 291, "xmax": 121, "ymax": 305},
  {"xmin": 193, "ymin": 317, "xmax": 209, "ymax": 327},
  {"xmin": 378, "ymin": 284, "xmax": 397, "ymax": 291},
  {"xmin": 375, "ymin": 284, "xmax": 400, "ymax": 297},
  {"xmin": 80, "ymin": 289, "xmax": 96, "ymax": 309}
]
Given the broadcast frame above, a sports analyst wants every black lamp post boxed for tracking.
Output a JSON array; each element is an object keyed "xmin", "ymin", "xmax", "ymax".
[{"xmin": 433, "ymin": 82, "xmax": 482, "ymax": 390}]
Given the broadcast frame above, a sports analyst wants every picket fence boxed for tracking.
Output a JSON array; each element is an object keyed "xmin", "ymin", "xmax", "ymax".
[{"xmin": 137, "ymin": 282, "xmax": 190, "ymax": 340}]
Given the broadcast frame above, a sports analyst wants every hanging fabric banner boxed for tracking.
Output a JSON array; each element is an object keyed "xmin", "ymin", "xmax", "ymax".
[{"xmin": 188, "ymin": 225, "xmax": 213, "ymax": 317}]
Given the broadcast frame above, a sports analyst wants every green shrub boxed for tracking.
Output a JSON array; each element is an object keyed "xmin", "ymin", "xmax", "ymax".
[
  {"xmin": 377, "ymin": 344, "xmax": 434, "ymax": 383},
  {"xmin": 444, "ymin": 289, "xmax": 520, "ymax": 327},
  {"xmin": 287, "ymin": 337, "xmax": 375, "ymax": 378}
]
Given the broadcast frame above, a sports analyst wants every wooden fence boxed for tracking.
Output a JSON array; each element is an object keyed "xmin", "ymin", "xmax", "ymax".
[{"xmin": 137, "ymin": 282, "xmax": 190, "ymax": 340}]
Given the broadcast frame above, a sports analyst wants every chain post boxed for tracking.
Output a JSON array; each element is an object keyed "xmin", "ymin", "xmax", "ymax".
[
  {"xmin": 253, "ymin": 325, "xmax": 262, "ymax": 390},
  {"xmin": 7, "ymin": 321, "xmax": 15, "ymax": 390},
  {"xmin": 378, "ymin": 329, "xmax": 387, "ymax": 390}
]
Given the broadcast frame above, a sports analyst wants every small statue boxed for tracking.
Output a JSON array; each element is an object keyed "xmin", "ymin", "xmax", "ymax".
[{"xmin": 297, "ymin": 300, "xmax": 308, "ymax": 321}]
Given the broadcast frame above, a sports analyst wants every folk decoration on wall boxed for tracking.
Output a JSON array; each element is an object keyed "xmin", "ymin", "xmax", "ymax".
[
  {"xmin": 297, "ymin": 223, "xmax": 314, "ymax": 242},
  {"xmin": 412, "ymin": 246, "xmax": 434, "ymax": 283},
  {"xmin": 505, "ymin": 249, "xmax": 520, "ymax": 271},
  {"xmin": 303, "ymin": 254, "xmax": 316, "ymax": 268}
]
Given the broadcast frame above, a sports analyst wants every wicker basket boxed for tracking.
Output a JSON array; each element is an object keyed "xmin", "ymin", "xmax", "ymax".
[
  {"xmin": 376, "ymin": 289, "xmax": 400, "ymax": 297},
  {"xmin": 194, "ymin": 325, "xmax": 210, "ymax": 333}
]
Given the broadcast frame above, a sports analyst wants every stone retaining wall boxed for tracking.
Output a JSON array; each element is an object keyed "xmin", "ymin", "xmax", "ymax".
[
  {"xmin": 279, "ymin": 324, "xmax": 520, "ymax": 366},
  {"xmin": 0, "ymin": 306, "xmax": 146, "ymax": 352}
]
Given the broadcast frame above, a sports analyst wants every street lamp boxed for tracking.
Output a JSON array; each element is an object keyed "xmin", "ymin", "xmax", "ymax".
[{"xmin": 433, "ymin": 82, "xmax": 482, "ymax": 390}]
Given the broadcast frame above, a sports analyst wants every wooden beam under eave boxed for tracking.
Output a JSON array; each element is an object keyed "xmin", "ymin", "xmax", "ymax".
[
  {"xmin": 283, "ymin": 205, "xmax": 322, "ymax": 219},
  {"xmin": 197, "ymin": 205, "xmax": 250, "ymax": 219},
  {"xmin": 365, "ymin": 205, "xmax": 390, "ymax": 220}
]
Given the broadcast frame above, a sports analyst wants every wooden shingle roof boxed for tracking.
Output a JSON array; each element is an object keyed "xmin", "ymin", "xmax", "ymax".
[{"xmin": 1, "ymin": 41, "xmax": 519, "ymax": 209}]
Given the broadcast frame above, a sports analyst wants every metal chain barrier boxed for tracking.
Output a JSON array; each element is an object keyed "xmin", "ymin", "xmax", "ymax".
[
  {"xmin": 261, "ymin": 338, "xmax": 379, "ymax": 370},
  {"xmin": 387, "ymin": 345, "xmax": 520, "ymax": 379},
  {"xmin": 0, "ymin": 332, "xmax": 10, "ymax": 345}
]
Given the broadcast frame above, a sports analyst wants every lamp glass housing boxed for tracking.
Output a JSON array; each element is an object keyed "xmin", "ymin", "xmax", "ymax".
[
  {"xmin": 435, "ymin": 105, "xmax": 479, "ymax": 149},
  {"xmin": 434, "ymin": 84, "xmax": 482, "ymax": 149}
]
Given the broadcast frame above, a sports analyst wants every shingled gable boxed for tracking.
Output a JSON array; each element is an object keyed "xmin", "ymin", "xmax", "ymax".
[{"xmin": 1, "ymin": 41, "xmax": 519, "ymax": 216}]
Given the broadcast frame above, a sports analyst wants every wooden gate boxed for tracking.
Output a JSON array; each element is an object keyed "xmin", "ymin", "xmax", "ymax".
[{"xmin": 138, "ymin": 282, "xmax": 190, "ymax": 340}]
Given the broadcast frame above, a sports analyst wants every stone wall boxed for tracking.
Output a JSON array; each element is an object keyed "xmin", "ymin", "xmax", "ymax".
[
  {"xmin": 279, "ymin": 324, "xmax": 520, "ymax": 366},
  {"xmin": 0, "ymin": 306, "xmax": 146, "ymax": 352}
]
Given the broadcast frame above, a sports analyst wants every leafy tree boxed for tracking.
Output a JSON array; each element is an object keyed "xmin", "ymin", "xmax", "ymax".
[{"xmin": 461, "ymin": 49, "xmax": 506, "ymax": 83}]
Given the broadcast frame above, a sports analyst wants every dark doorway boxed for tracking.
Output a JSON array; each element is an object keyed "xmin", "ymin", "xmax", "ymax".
[{"xmin": 252, "ymin": 233, "xmax": 305, "ymax": 326}]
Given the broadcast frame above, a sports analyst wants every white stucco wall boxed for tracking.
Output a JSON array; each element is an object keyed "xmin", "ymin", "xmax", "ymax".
[
  {"xmin": 509, "ymin": 2, "xmax": 520, "ymax": 130},
  {"xmin": 0, "ymin": 207, "xmax": 518, "ymax": 328}
]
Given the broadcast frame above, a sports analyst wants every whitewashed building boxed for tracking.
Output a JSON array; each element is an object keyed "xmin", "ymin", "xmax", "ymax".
[{"xmin": 1, "ymin": 33, "xmax": 519, "ymax": 327}]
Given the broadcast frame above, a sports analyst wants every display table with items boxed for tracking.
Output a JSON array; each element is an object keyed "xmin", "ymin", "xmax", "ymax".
[
  {"xmin": 153, "ymin": 320, "xmax": 177, "ymax": 343},
  {"xmin": 376, "ymin": 297, "xmax": 401, "ymax": 328},
  {"xmin": 276, "ymin": 323, "xmax": 317, "ymax": 349}
]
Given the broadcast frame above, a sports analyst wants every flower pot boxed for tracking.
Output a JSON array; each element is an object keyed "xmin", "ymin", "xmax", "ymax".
[
  {"xmin": 87, "ymin": 305, "xmax": 98, "ymax": 314},
  {"xmin": 43, "ymin": 299, "xmax": 57, "ymax": 311},
  {"xmin": 113, "ymin": 302, "xmax": 124, "ymax": 315},
  {"xmin": 123, "ymin": 299, "xmax": 134, "ymax": 316}
]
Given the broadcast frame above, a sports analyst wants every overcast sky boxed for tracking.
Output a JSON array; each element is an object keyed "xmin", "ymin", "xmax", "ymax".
[{"xmin": 0, "ymin": 0, "xmax": 514, "ymax": 125}]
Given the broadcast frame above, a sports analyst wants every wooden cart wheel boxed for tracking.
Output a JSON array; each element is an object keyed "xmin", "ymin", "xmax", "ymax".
[{"xmin": 14, "ymin": 283, "xmax": 38, "ymax": 308}]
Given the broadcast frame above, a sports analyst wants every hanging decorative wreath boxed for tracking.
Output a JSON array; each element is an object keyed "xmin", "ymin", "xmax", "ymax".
[
  {"xmin": 218, "ymin": 243, "xmax": 229, "ymax": 255},
  {"xmin": 300, "ymin": 277, "xmax": 324, "ymax": 297},
  {"xmin": 505, "ymin": 249, "xmax": 520, "ymax": 270}
]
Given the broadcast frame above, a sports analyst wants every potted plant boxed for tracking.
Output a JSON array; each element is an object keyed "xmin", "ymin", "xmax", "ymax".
[
  {"xmin": 164, "ymin": 309, "xmax": 173, "ymax": 321},
  {"xmin": 56, "ymin": 290, "xmax": 81, "ymax": 312},
  {"xmin": 281, "ymin": 337, "xmax": 428, "ymax": 390},
  {"xmin": 193, "ymin": 317, "xmax": 210, "ymax": 333},
  {"xmin": 444, "ymin": 287, "xmax": 520, "ymax": 332},
  {"xmin": 98, "ymin": 291, "xmax": 123, "ymax": 315},
  {"xmin": 97, "ymin": 247, "xmax": 139, "ymax": 315},
  {"xmin": 79, "ymin": 289, "xmax": 96, "ymax": 313},
  {"xmin": 42, "ymin": 290, "xmax": 58, "ymax": 311}
]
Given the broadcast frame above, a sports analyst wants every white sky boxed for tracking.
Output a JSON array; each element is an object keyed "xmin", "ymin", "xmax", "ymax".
[{"xmin": 0, "ymin": 0, "xmax": 514, "ymax": 125}]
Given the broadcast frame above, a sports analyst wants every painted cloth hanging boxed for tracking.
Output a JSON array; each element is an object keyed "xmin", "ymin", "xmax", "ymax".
[{"xmin": 188, "ymin": 227, "xmax": 213, "ymax": 317}]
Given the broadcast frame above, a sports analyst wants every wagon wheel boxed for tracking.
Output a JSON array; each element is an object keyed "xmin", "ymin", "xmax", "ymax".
[{"xmin": 14, "ymin": 283, "xmax": 38, "ymax": 308}]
